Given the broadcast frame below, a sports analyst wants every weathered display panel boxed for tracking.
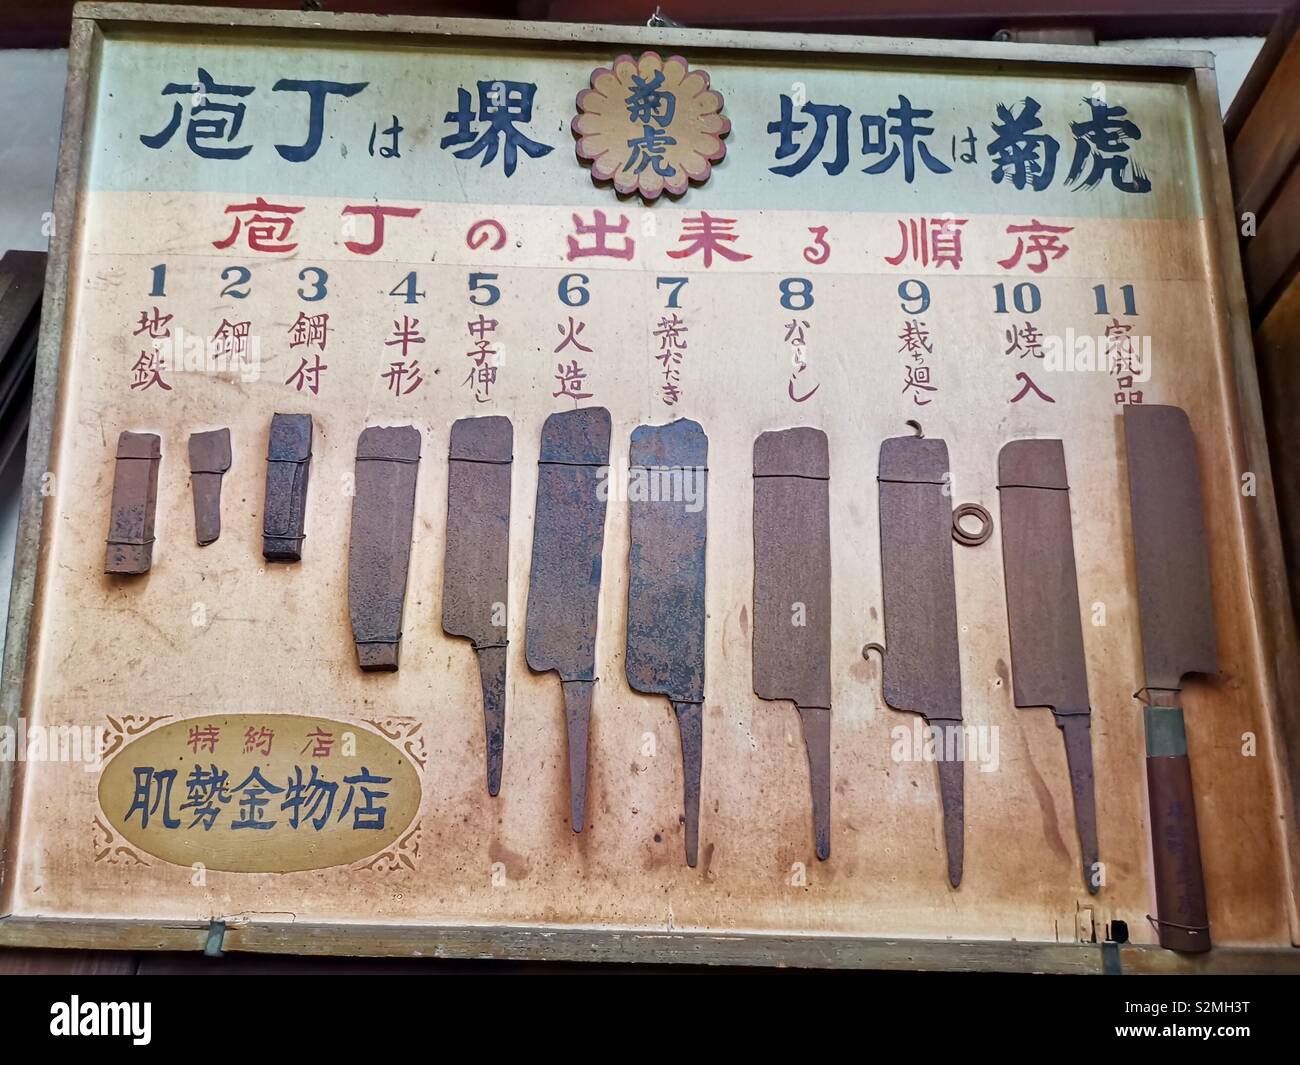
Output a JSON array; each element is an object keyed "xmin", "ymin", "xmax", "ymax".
[{"xmin": 1, "ymin": 4, "xmax": 1297, "ymax": 971}]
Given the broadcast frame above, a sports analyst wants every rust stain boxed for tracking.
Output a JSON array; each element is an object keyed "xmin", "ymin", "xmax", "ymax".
[
  {"xmin": 488, "ymin": 840, "xmax": 531, "ymax": 881},
  {"xmin": 1024, "ymin": 751, "xmax": 1070, "ymax": 863}
]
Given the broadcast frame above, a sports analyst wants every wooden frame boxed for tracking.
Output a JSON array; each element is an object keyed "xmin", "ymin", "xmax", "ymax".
[{"xmin": 2, "ymin": 3, "xmax": 1297, "ymax": 972}]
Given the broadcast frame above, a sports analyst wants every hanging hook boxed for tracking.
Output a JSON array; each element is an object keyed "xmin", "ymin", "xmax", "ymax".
[
  {"xmin": 648, "ymin": 6, "xmax": 685, "ymax": 27},
  {"xmin": 905, "ymin": 419, "xmax": 924, "ymax": 438}
]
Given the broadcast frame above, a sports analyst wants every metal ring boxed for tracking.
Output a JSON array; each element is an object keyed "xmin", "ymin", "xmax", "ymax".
[{"xmin": 952, "ymin": 502, "xmax": 993, "ymax": 547}]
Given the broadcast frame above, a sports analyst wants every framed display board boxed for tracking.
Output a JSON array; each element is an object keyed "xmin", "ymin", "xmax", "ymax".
[{"xmin": 2, "ymin": 3, "xmax": 1298, "ymax": 972}]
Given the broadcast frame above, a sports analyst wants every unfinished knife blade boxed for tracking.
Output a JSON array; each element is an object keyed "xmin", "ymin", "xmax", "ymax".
[
  {"xmin": 188, "ymin": 428, "xmax": 231, "ymax": 546},
  {"xmin": 443, "ymin": 415, "xmax": 513, "ymax": 796},
  {"xmin": 625, "ymin": 419, "xmax": 708, "ymax": 867},
  {"xmin": 997, "ymin": 438, "xmax": 1099, "ymax": 894},
  {"xmin": 525, "ymin": 407, "xmax": 611, "ymax": 833},
  {"xmin": 347, "ymin": 425, "xmax": 421, "ymax": 672},
  {"xmin": 263, "ymin": 413, "xmax": 312, "ymax": 562},
  {"xmin": 105, "ymin": 431, "xmax": 161, "ymax": 575},
  {"xmin": 873, "ymin": 432, "xmax": 967, "ymax": 886},
  {"xmin": 752, "ymin": 427, "xmax": 832, "ymax": 860},
  {"xmin": 1124, "ymin": 403, "xmax": 1218, "ymax": 952}
]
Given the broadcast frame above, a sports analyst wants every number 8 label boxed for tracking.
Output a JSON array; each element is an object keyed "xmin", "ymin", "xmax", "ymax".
[{"xmin": 779, "ymin": 277, "xmax": 813, "ymax": 310}]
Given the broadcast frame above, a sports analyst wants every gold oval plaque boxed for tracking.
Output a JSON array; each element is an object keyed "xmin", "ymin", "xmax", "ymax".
[{"xmin": 98, "ymin": 714, "xmax": 420, "ymax": 873}]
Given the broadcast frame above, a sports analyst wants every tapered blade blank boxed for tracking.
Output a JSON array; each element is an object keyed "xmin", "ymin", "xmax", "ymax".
[
  {"xmin": 525, "ymin": 407, "xmax": 611, "ymax": 832},
  {"xmin": 625, "ymin": 419, "xmax": 708, "ymax": 867},
  {"xmin": 997, "ymin": 438, "xmax": 1099, "ymax": 893},
  {"xmin": 348, "ymin": 425, "xmax": 421, "ymax": 672},
  {"xmin": 442, "ymin": 415, "xmax": 513, "ymax": 795},
  {"xmin": 752, "ymin": 427, "xmax": 832, "ymax": 860},
  {"xmin": 876, "ymin": 433, "xmax": 964, "ymax": 885}
]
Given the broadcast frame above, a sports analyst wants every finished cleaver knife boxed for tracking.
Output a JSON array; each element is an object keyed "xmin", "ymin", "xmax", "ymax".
[
  {"xmin": 525, "ymin": 407, "xmax": 611, "ymax": 833},
  {"xmin": 625, "ymin": 419, "xmax": 708, "ymax": 867},
  {"xmin": 752, "ymin": 427, "xmax": 832, "ymax": 860},
  {"xmin": 997, "ymin": 439, "xmax": 1099, "ymax": 894},
  {"xmin": 443, "ymin": 416, "xmax": 513, "ymax": 796},
  {"xmin": 1123, "ymin": 403, "xmax": 1218, "ymax": 952},
  {"xmin": 347, "ymin": 425, "xmax": 421, "ymax": 671}
]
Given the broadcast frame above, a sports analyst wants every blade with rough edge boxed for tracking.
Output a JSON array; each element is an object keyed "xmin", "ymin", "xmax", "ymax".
[
  {"xmin": 997, "ymin": 438, "xmax": 1099, "ymax": 894},
  {"xmin": 625, "ymin": 419, "xmax": 708, "ymax": 867},
  {"xmin": 877, "ymin": 434, "xmax": 964, "ymax": 886},
  {"xmin": 348, "ymin": 425, "xmax": 421, "ymax": 673},
  {"xmin": 443, "ymin": 416, "xmax": 512, "ymax": 796},
  {"xmin": 525, "ymin": 407, "xmax": 611, "ymax": 832},
  {"xmin": 752, "ymin": 427, "xmax": 833, "ymax": 861}
]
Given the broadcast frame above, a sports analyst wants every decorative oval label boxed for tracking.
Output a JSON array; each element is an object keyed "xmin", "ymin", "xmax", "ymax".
[{"xmin": 98, "ymin": 714, "xmax": 420, "ymax": 873}]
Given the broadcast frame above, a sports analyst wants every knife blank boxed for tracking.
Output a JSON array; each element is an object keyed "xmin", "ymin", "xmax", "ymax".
[
  {"xmin": 263, "ymin": 413, "xmax": 312, "ymax": 562},
  {"xmin": 525, "ymin": 407, "xmax": 612, "ymax": 833},
  {"xmin": 188, "ymin": 428, "xmax": 231, "ymax": 546},
  {"xmin": 105, "ymin": 431, "xmax": 161, "ymax": 575},
  {"xmin": 874, "ymin": 433, "xmax": 965, "ymax": 886},
  {"xmin": 347, "ymin": 425, "xmax": 421, "ymax": 671},
  {"xmin": 625, "ymin": 419, "xmax": 708, "ymax": 867},
  {"xmin": 752, "ymin": 427, "xmax": 833, "ymax": 861},
  {"xmin": 997, "ymin": 438, "xmax": 1099, "ymax": 894},
  {"xmin": 443, "ymin": 415, "xmax": 513, "ymax": 796}
]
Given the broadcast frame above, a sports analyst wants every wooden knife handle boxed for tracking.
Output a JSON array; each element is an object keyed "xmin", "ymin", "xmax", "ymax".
[{"xmin": 1144, "ymin": 705, "xmax": 1211, "ymax": 953}]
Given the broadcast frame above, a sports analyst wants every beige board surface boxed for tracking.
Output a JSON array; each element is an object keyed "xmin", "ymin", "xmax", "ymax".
[{"xmin": 2, "ymin": 7, "xmax": 1296, "ymax": 961}]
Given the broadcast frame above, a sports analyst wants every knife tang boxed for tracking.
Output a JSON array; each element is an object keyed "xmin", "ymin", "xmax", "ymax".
[{"xmin": 673, "ymin": 701, "xmax": 703, "ymax": 868}]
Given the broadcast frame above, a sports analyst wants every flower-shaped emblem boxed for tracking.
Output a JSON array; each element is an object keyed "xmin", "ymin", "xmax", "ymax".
[{"xmin": 572, "ymin": 52, "xmax": 730, "ymax": 200}]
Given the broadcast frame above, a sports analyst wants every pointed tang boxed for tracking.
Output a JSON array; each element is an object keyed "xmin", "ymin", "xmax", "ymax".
[
  {"xmin": 525, "ymin": 407, "xmax": 611, "ymax": 833},
  {"xmin": 442, "ymin": 416, "xmax": 513, "ymax": 796},
  {"xmin": 1123, "ymin": 404, "xmax": 1218, "ymax": 953},
  {"xmin": 997, "ymin": 439, "xmax": 1099, "ymax": 893},
  {"xmin": 752, "ymin": 427, "xmax": 832, "ymax": 860},
  {"xmin": 876, "ymin": 434, "xmax": 964, "ymax": 886},
  {"xmin": 347, "ymin": 426, "xmax": 420, "ymax": 672},
  {"xmin": 625, "ymin": 419, "xmax": 708, "ymax": 867}
]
